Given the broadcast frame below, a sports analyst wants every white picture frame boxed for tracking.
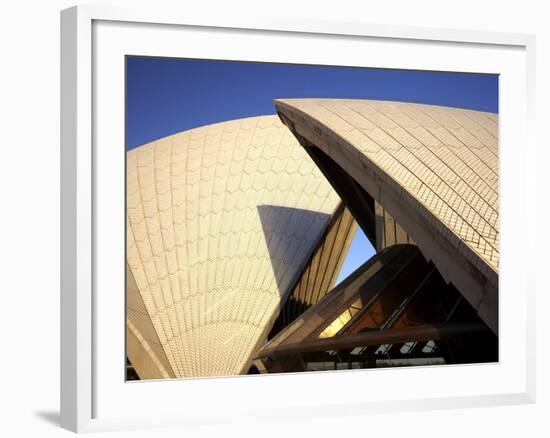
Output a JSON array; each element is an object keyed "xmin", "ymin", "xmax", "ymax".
[{"xmin": 60, "ymin": 4, "xmax": 536, "ymax": 433}]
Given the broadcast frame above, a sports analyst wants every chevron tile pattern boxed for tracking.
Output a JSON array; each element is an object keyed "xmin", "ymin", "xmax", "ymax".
[
  {"xmin": 275, "ymin": 99, "xmax": 499, "ymax": 281},
  {"xmin": 126, "ymin": 115, "xmax": 342, "ymax": 378}
]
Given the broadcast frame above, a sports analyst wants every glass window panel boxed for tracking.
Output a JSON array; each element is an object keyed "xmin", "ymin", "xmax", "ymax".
[
  {"xmin": 318, "ymin": 298, "xmax": 364, "ymax": 338},
  {"xmin": 400, "ymin": 341, "xmax": 417, "ymax": 354},
  {"xmin": 375, "ymin": 343, "xmax": 392, "ymax": 355},
  {"xmin": 350, "ymin": 346, "xmax": 366, "ymax": 356},
  {"xmin": 422, "ymin": 340, "xmax": 436, "ymax": 353}
]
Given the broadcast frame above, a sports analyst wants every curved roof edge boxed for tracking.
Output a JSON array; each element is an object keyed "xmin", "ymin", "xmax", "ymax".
[{"xmin": 275, "ymin": 98, "xmax": 498, "ymax": 333}]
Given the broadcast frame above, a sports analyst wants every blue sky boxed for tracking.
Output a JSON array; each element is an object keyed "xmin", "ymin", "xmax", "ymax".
[{"xmin": 126, "ymin": 56, "xmax": 498, "ymax": 284}]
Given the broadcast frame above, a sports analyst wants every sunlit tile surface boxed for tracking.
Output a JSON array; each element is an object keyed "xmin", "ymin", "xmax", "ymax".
[
  {"xmin": 276, "ymin": 99, "xmax": 499, "ymax": 276},
  {"xmin": 126, "ymin": 115, "xmax": 343, "ymax": 378}
]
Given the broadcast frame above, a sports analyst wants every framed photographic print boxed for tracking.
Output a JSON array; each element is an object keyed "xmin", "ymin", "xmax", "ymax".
[{"xmin": 60, "ymin": 4, "xmax": 536, "ymax": 433}]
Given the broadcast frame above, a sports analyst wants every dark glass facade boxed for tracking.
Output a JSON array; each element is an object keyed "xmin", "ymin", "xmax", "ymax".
[{"xmin": 254, "ymin": 245, "xmax": 497, "ymax": 373}]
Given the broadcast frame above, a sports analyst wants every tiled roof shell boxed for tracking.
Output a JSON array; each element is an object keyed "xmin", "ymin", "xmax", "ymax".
[{"xmin": 126, "ymin": 115, "xmax": 342, "ymax": 378}]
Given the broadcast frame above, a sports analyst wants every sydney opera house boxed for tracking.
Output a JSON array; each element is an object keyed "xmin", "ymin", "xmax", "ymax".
[{"xmin": 126, "ymin": 98, "xmax": 498, "ymax": 380}]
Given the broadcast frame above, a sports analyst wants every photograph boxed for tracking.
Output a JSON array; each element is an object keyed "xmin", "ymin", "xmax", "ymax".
[{"xmin": 125, "ymin": 57, "xmax": 499, "ymax": 381}]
